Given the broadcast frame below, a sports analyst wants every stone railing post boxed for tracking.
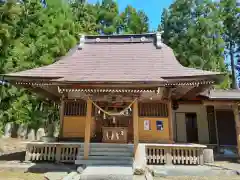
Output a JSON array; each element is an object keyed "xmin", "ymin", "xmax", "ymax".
[
  {"xmin": 55, "ymin": 145, "xmax": 61, "ymax": 163},
  {"xmin": 165, "ymin": 147, "xmax": 172, "ymax": 165},
  {"xmin": 25, "ymin": 144, "xmax": 31, "ymax": 161},
  {"xmin": 199, "ymin": 148, "xmax": 204, "ymax": 165}
]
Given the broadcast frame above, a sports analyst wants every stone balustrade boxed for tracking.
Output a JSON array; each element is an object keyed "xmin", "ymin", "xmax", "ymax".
[
  {"xmin": 145, "ymin": 143, "xmax": 206, "ymax": 165},
  {"xmin": 25, "ymin": 142, "xmax": 80, "ymax": 163}
]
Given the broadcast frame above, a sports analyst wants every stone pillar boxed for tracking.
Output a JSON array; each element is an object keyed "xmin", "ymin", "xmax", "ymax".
[
  {"xmin": 133, "ymin": 144, "xmax": 147, "ymax": 175},
  {"xmin": 168, "ymin": 100, "xmax": 174, "ymax": 142},
  {"xmin": 233, "ymin": 103, "xmax": 240, "ymax": 157},
  {"xmin": 84, "ymin": 99, "xmax": 92, "ymax": 159},
  {"xmin": 133, "ymin": 99, "xmax": 139, "ymax": 154}
]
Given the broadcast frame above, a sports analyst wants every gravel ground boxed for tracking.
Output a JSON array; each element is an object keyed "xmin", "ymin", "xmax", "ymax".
[
  {"xmin": 0, "ymin": 138, "xmax": 26, "ymax": 152},
  {"xmin": 154, "ymin": 177, "xmax": 240, "ymax": 180},
  {"xmin": 0, "ymin": 138, "xmax": 26, "ymax": 162},
  {"xmin": 1, "ymin": 138, "xmax": 240, "ymax": 180},
  {"xmin": 0, "ymin": 138, "xmax": 41, "ymax": 180},
  {"xmin": 0, "ymin": 169, "xmax": 42, "ymax": 180}
]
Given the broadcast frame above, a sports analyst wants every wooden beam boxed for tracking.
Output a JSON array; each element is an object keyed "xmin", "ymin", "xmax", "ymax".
[
  {"xmin": 233, "ymin": 103, "xmax": 240, "ymax": 157},
  {"xmin": 203, "ymin": 100, "xmax": 235, "ymax": 106},
  {"xmin": 177, "ymin": 100, "xmax": 202, "ymax": 104},
  {"xmin": 84, "ymin": 99, "xmax": 92, "ymax": 159},
  {"xmin": 168, "ymin": 100, "xmax": 174, "ymax": 142},
  {"xmin": 173, "ymin": 86, "xmax": 194, "ymax": 100},
  {"xmin": 133, "ymin": 99, "xmax": 139, "ymax": 154},
  {"xmin": 59, "ymin": 96, "xmax": 65, "ymax": 138},
  {"xmin": 177, "ymin": 85, "xmax": 210, "ymax": 100}
]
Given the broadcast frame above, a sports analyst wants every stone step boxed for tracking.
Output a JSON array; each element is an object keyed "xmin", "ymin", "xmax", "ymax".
[
  {"xmin": 75, "ymin": 159, "xmax": 133, "ymax": 165},
  {"xmin": 78, "ymin": 147, "xmax": 134, "ymax": 153},
  {"xmin": 76, "ymin": 155, "xmax": 133, "ymax": 161},
  {"xmin": 85, "ymin": 143, "xmax": 134, "ymax": 149},
  {"xmin": 77, "ymin": 151, "xmax": 133, "ymax": 157}
]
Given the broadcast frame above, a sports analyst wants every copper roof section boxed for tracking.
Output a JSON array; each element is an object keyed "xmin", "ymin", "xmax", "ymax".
[
  {"xmin": 4, "ymin": 33, "xmax": 223, "ymax": 83},
  {"xmin": 201, "ymin": 89, "xmax": 240, "ymax": 100}
]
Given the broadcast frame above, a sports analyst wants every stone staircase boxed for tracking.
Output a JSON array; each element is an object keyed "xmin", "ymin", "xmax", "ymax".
[{"xmin": 75, "ymin": 143, "xmax": 134, "ymax": 166}]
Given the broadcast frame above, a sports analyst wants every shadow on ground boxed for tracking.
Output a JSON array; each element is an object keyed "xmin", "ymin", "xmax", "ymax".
[
  {"xmin": 26, "ymin": 163, "xmax": 77, "ymax": 174},
  {"xmin": 0, "ymin": 151, "xmax": 25, "ymax": 162},
  {"xmin": 214, "ymin": 156, "xmax": 240, "ymax": 164}
]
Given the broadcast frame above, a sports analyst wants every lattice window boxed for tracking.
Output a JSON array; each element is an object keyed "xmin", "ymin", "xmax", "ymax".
[
  {"xmin": 64, "ymin": 101, "xmax": 87, "ymax": 116},
  {"xmin": 139, "ymin": 102, "xmax": 168, "ymax": 117}
]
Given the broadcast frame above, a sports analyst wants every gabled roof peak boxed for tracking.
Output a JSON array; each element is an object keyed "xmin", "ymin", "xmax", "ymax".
[{"xmin": 78, "ymin": 32, "xmax": 164, "ymax": 49}]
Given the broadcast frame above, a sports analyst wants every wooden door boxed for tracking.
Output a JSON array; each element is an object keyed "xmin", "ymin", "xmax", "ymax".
[
  {"xmin": 185, "ymin": 113, "xmax": 198, "ymax": 143},
  {"xmin": 216, "ymin": 110, "xmax": 237, "ymax": 146},
  {"xmin": 175, "ymin": 113, "xmax": 187, "ymax": 142}
]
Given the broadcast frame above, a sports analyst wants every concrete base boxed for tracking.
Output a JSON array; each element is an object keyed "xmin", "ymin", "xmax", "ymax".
[
  {"xmin": 150, "ymin": 165, "xmax": 239, "ymax": 177},
  {"xmin": 80, "ymin": 166, "xmax": 133, "ymax": 180}
]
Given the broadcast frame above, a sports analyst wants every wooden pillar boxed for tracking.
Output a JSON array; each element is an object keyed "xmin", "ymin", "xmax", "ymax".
[
  {"xmin": 213, "ymin": 106, "xmax": 220, "ymax": 152},
  {"xmin": 133, "ymin": 99, "xmax": 139, "ymax": 154},
  {"xmin": 84, "ymin": 99, "xmax": 92, "ymax": 159},
  {"xmin": 233, "ymin": 103, "xmax": 240, "ymax": 157},
  {"xmin": 168, "ymin": 100, "xmax": 173, "ymax": 142},
  {"xmin": 59, "ymin": 97, "xmax": 65, "ymax": 138}
]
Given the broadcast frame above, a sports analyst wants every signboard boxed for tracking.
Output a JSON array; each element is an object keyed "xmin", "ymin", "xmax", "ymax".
[
  {"xmin": 144, "ymin": 120, "xmax": 150, "ymax": 130},
  {"xmin": 156, "ymin": 120, "xmax": 164, "ymax": 131}
]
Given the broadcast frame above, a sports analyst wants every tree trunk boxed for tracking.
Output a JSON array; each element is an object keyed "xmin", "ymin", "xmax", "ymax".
[{"xmin": 230, "ymin": 43, "xmax": 237, "ymax": 89}]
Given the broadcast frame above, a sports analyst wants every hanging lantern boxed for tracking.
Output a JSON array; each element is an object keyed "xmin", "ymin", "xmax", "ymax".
[
  {"xmin": 129, "ymin": 107, "xmax": 132, "ymax": 112},
  {"xmin": 103, "ymin": 113, "xmax": 106, "ymax": 119},
  {"xmin": 98, "ymin": 110, "xmax": 101, "ymax": 114},
  {"xmin": 113, "ymin": 116, "xmax": 116, "ymax": 124}
]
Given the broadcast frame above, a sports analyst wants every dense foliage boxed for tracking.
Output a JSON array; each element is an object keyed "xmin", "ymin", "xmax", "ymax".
[
  {"xmin": 0, "ymin": 0, "xmax": 239, "ymax": 132},
  {"xmin": 219, "ymin": 0, "xmax": 240, "ymax": 88},
  {"xmin": 159, "ymin": 0, "xmax": 240, "ymax": 89},
  {"xmin": 0, "ymin": 0, "xmax": 150, "ymax": 133}
]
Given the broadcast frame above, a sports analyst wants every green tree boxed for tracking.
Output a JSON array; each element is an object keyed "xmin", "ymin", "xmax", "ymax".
[
  {"xmin": 0, "ymin": 0, "xmax": 21, "ymax": 74},
  {"xmin": 0, "ymin": 0, "xmax": 79, "ymax": 131},
  {"xmin": 219, "ymin": 0, "xmax": 240, "ymax": 89},
  {"xmin": 71, "ymin": 1, "xmax": 98, "ymax": 34},
  {"xmin": 96, "ymin": 0, "xmax": 122, "ymax": 34},
  {"xmin": 159, "ymin": 0, "xmax": 228, "ymax": 88},
  {"xmin": 120, "ymin": 5, "xmax": 149, "ymax": 34}
]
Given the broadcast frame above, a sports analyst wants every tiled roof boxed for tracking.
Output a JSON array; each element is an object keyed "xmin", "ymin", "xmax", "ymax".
[{"xmin": 5, "ymin": 33, "xmax": 222, "ymax": 83}]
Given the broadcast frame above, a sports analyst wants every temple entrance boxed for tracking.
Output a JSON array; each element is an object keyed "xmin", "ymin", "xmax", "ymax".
[
  {"xmin": 216, "ymin": 110, "xmax": 237, "ymax": 146},
  {"xmin": 185, "ymin": 113, "xmax": 198, "ymax": 143},
  {"xmin": 93, "ymin": 101, "xmax": 134, "ymax": 144}
]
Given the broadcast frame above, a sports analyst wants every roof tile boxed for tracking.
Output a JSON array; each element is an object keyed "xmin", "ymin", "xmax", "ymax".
[{"xmin": 6, "ymin": 33, "xmax": 221, "ymax": 82}]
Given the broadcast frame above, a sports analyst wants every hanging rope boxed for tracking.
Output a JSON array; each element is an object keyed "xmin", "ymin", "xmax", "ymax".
[{"xmin": 89, "ymin": 97, "xmax": 137, "ymax": 117}]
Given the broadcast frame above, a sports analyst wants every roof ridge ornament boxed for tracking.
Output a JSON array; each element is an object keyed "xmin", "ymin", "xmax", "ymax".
[
  {"xmin": 78, "ymin": 34, "xmax": 85, "ymax": 50},
  {"xmin": 156, "ymin": 31, "xmax": 164, "ymax": 49}
]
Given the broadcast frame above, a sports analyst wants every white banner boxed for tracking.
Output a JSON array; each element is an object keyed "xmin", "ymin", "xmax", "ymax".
[{"xmin": 144, "ymin": 120, "xmax": 150, "ymax": 130}]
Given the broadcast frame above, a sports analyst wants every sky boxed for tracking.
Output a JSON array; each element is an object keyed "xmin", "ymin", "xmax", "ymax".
[{"xmin": 87, "ymin": 0, "xmax": 174, "ymax": 31}]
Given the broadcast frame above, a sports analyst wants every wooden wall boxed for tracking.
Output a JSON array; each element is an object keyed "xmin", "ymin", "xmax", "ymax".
[
  {"xmin": 62, "ymin": 116, "xmax": 96, "ymax": 138},
  {"xmin": 62, "ymin": 100, "xmax": 96, "ymax": 138},
  {"xmin": 61, "ymin": 100, "xmax": 170, "ymax": 142},
  {"xmin": 138, "ymin": 102, "xmax": 169, "ymax": 143},
  {"xmin": 138, "ymin": 117, "xmax": 169, "ymax": 142},
  {"xmin": 173, "ymin": 104, "xmax": 209, "ymax": 144}
]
